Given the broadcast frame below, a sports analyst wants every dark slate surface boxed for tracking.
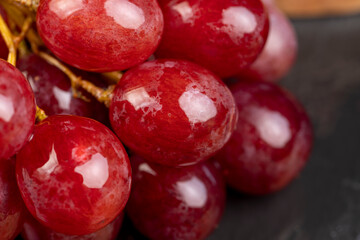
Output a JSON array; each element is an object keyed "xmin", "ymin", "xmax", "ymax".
[{"xmin": 117, "ymin": 14, "xmax": 360, "ymax": 240}]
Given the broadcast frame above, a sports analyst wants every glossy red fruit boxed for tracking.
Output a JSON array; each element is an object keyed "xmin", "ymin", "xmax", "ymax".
[
  {"xmin": 0, "ymin": 157, "xmax": 25, "ymax": 240},
  {"xmin": 36, "ymin": 0, "xmax": 164, "ymax": 72},
  {"xmin": 17, "ymin": 54, "xmax": 109, "ymax": 123},
  {"xmin": 236, "ymin": 0, "xmax": 298, "ymax": 82},
  {"xmin": 110, "ymin": 59, "xmax": 238, "ymax": 167},
  {"xmin": 127, "ymin": 155, "xmax": 226, "ymax": 240},
  {"xmin": 0, "ymin": 5, "xmax": 8, "ymax": 60},
  {"xmin": 213, "ymin": 81, "xmax": 313, "ymax": 195},
  {"xmin": 22, "ymin": 212, "xmax": 124, "ymax": 240},
  {"xmin": 0, "ymin": 59, "xmax": 36, "ymax": 160},
  {"xmin": 155, "ymin": 0, "xmax": 269, "ymax": 78},
  {"xmin": 16, "ymin": 115, "xmax": 131, "ymax": 235}
]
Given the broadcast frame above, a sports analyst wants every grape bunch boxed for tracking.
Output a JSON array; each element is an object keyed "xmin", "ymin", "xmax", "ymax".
[{"xmin": 0, "ymin": 0, "xmax": 312, "ymax": 239}]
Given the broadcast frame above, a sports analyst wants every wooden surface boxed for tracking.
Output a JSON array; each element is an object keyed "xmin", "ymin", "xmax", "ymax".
[{"xmin": 275, "ymin": 0, "xmax": 360, "ymax": 17}]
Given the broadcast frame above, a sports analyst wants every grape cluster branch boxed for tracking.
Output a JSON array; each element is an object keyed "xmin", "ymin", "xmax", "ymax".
[
  {"xmin": 7, "ymin": 0, "xmax": 39, "ymax": 12},
  {"xmin": 37, "ymin": 51, "xmax": 115, "ymax": 108}
]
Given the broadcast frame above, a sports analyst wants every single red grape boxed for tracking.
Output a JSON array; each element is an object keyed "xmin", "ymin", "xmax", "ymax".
[
  {"xmin": 110, "ymin": 59, "xmax": 237, "ymax": 167},
  {"xmin": 18, "ymin": 54, "xmax": 94, "ymax": 117},
  {"xmin": 0, "ymin": 157, "xmax": 25, "ymax": 240},
  {"xmin": 0, "ymin": 5, "xmax": 8, "ymax": 60},
  {"xmin": 127, "ymin": 155, "xmax": 226, "ymax": 240},
  {"xmin": 22, "ymin": 211, "xmax": 124, "ymax": 240},
  {"xmin": 36, "ymin": 0, "xmax": 164, "ymax": 72},
  {"xmin": 236, "ymin": 0, "xmax": 298, "ymax": 82},
  {"xmin": 213, "ymin": 81, "xmax": 313, "ymax": 195},
  {"xmin": 155, "ymin": 0, "xmax": 269, "ymax": 78},
  {"xmin": 0, "ymin": 59, "xmax": 36, "ymax": 160},
  {"xmin": 17, "ymin": 54, "xmax": 109, "ymax": 123},
  {"xmin": 16, "ymin": 115, "xmax": 131, "ymax": 235}
]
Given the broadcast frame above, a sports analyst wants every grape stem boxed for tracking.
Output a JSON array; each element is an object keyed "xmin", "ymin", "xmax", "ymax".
[
  {"xmin": 13, "ymin": 16, "xmax": 33, "ymax": 47},
  {"xmin": 7, "ymin": 0, "xmax": 39, "ymax": 12},
  {"xmin": 101, "ymin": 71, "xmax": 123, "ymax": 85},
  {"xmin": 1, "ymin": 2, "xmax": 43, "ymax": 51},
  {"xmin": 0, "ymin": 11, "xmax": 33, "ymax": 66},
  {"xmin": 0, "ymin": 13, "xmax": 17, "ymax": 66},
  {"xmin": 37, "ymin": 51, "xmax": 115, "ymax": 108},
  {"xmin": 36, "ymin": 106, "xmax": 48, "ymax": 122}
]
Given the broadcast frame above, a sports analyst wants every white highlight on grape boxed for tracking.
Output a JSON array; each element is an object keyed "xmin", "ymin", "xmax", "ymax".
[
  {"xmin": 105, "ymin": 0, "xmax": 145, "ymax": 29},
  {"xmin": 178, "ymin": 89, "xmax": 217, "ymax": 124},
  {"xmin": 0, "ymin": 94, "xmax": 14, "ymax": 122},
  {"xmin": 125, "ymin": 87, "xmax": 162, "ymax": 112},
  {"xmin": 139, "ymin": 163, "xmax": 157, "ymax": 176},
  {"xmin": 53, "ymin": 86, "xmax": 72, "ymax": 110},
  {"xmin": 222, "ymin": 7, "xmax": 257, "ymax": 34},
  {"xmin": 250, "ymin": 107, "xmax": 291, "ymax": 148},
  {"xmin": 172, "ymin": 1, "xmax": 193, "ymax": 23},
  {"xmin": 75, "ymin": 153, "xmax": 109, "ymax": 189},
  {"xmin": 37, "ymin": 145, "xmax": 59, "ymax": 176},
  {"xmin": 49, "ymin": 0, "xmax": 84, "ymax": 19},
  {"xmin": 177, "ymin": 177, "xmax": 208, "ymax": 208}
]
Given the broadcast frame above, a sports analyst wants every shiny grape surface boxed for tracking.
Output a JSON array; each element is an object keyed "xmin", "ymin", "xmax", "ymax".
[
  {"xmin": 22, "ymin": 212, "xmax": 124, "ymax": 240},
  {"xmin": 213, "ymin": 81, "xmax": 313, "ymax": 195},
  {"xmin": 0, "ymin": 59, "xmax": 36, "ymax": 160},
  {"xmin": 236, "ymin": 0, "xmax": 298, "ymax": 82},
  {"xmin": 36, "ymin": 0, "xmax": 164, "ymax": 72},
  {"xmin": 156, "ymin": 0, "xmax": 269, "ymax": 78},
  {"xmin": 0, "ymin": 157, "xmax": 25, "ymax": 240},
  {"xmin": 110, "ymin": 59, "xmax": 237, "ymax": 166},
  {"xmin": 127, "ymin": 155, "xmax": 226, "ymax": 240},
  {"xmin": 17, "ymin": 54, "xmax": 109, "ymax": 124},
  {"xmin": 18, "ymin": 54, "xmax": 94, "ymax": 117},
  {"xmin": 16, "ymin": 115, "xmax": 131, "ymax": 235}
]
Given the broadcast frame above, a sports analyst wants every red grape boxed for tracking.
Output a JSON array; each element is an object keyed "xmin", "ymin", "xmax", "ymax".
[
  {"xmin": 18, "ymin": 54, "xmax": 95, "ymax": 116},
  {"xmin": 0, "ymin": 59, "xmax": 36, "ymax": 160},
  {"xmin": 110, "ymin": 59, "xmax": 237, "ymax": 167},
  {"xmin": 22, "ymin": 211, "xmax": 124, "ymax": 240},
  {"xmin": 17, "ymin": 54, "xmax": 109, "ymax": 124},
  {"xmin": 0, "ymin": 157, "xmax": 25, "ymax": 240},
  {"xmin": 236, "ymin": 0, "xmax": 298, "ymax": 82},
  {"xmin": 127, "ymin": 155, "xmax": 226, "ymax": 240},
  {"xmin": 213, "ymin": 81, "xmax": 313, "ymax": 195},
  {"xmin": 36, "ymin": 0, "xmax": 164, "ymax": 72},
  {"xmin": 155, "ymin": 0, "xmax": 269, "ymax": 78},
  {"xmin": 16, "ymin": 115, "xmax": 131, "ymax": 235}
]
